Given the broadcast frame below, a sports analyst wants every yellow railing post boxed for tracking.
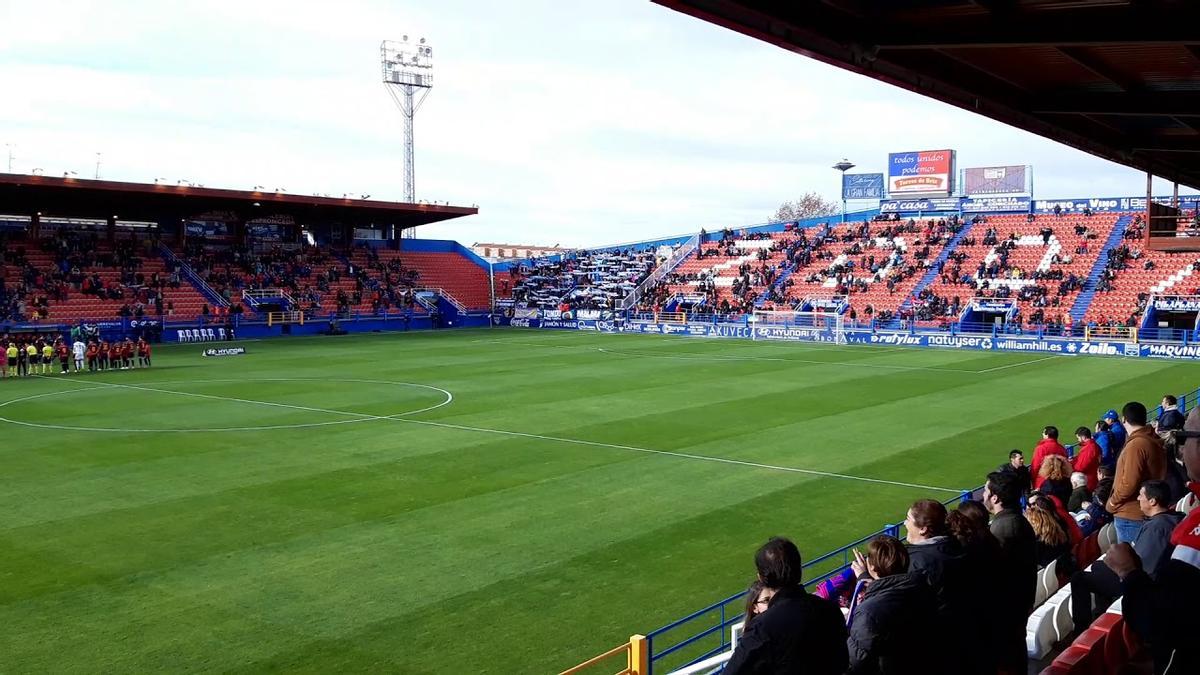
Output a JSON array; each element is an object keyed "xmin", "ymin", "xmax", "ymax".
[
  {"xmin": 1132, "ymin": 327, "xmax": 1138, "ymax": 343},
  {"xmin": 1084, "ymin": 325, "xmax": 1090, "ymax": 342},
  {"xmin": 682, "ymin": 312, "xmax": 687, "ymax": 324},
  {"xmin": 268, "ymin": 312, "xmax": 274, "ymax": 327},
  {"xmin": 299, "ymin": 311, "xmax": 305, "ymax": 326},
  {"xmin": 629, "ymin": 634, "xmax": 649, "ymax": 675}
]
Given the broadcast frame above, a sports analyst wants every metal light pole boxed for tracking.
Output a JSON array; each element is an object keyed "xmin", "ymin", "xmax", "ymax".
[
  {"xmin": 833, "ymin": 159, "xmax": 855, "ymax": 223},
  {"xmin": 381, "ymin": 37, "xmax": 434, "ymax": 207},
  {"xmin": 4, "ymin": 143, "xmax": 13, "ymax": 173},
  {"xmin": 95, "ymin": 152, "xmax": 102, "ymax": 179}
]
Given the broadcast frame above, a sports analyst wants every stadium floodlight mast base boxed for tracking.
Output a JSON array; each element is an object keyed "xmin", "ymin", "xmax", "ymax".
[{"xmin": 381, "ymin": 36, "xmax": 433, "ymax": 211}]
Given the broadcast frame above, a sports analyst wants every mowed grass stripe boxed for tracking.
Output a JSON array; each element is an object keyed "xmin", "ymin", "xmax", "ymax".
[{"xmin": 1, "ymin": 328, "xmax": 1196, "ymax": 673}]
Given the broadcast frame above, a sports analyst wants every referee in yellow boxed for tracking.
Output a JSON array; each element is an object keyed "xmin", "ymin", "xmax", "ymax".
[{"xmin": 41, "ymin": 340, "xmax": 54, "ymax": 375}]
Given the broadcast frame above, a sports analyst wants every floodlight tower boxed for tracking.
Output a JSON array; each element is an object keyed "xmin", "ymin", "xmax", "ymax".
[{"xmin": 381, "ymin": 37, "xmax": 434, "ymax": 204}]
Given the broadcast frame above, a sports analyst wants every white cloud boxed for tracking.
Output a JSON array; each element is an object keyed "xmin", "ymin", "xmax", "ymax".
[{"xmin": 0, "ymin": 0, "xmax": 1187, "ymax": 248}]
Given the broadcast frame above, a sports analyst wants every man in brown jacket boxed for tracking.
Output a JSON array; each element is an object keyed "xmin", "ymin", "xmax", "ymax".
[{"xmin": 1106, "ymin": 401, "xmax": 1167, "ymax": 543}]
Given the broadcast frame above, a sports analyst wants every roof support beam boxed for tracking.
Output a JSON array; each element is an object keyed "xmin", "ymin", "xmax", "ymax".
[
  {"xmin": 1056, "ymin": 47, "xmax": 1141, "ymax": 92},
  {"xmin": 1032, "ymin": 93, "xmax": 1200, "ymax": 118}
]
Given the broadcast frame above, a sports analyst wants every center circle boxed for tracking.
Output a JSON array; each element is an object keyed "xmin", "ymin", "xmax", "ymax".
[{"xmin": 0, "ymin": 378, "xmax": 453, "ymax": 433}]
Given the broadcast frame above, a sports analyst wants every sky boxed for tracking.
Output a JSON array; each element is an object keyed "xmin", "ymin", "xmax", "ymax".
[{"xmin": 0, "ymin": 0, "xmax": 1189, "ymax": 248}]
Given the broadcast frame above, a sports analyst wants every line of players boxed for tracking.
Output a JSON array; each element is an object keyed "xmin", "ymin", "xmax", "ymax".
[{"xmin": 3, "ymin": 337, "xmax": 152, "ymax": 378}]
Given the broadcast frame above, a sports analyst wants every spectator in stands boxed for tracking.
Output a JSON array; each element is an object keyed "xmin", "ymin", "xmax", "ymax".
[
  {"xmin": 742, "ymin": 580, "xmax": 771, "ymax": 627},
  {"xmin": 997, "ymin": 449, "xmax": 1032, "ymax": 497},
  {"xmin": 904, "ymin": 499, "xmax": 972, "ymax": 671},
  {"xmin": 1025, "ymin": 502, "xmax": 1070, "ymax": 567},
  {"xmin": 947, "ymin": 500, "xmax": 1002, "ymax": 675},
  {"xmin": 1077, "ymin": 463, "xmax": 1117, "ymax": 537},
  {"xmin": 1107, "ymin": 401, "xmax": 1168, "ymax": 543},
  {"xmin": 1107, "ymin": 408, "xmax": 1200, "ymax": 674},
  {"xmin": 1157, "ymin": 394, "xmax": 1184, "ymax": 433},
  {"xmin": 1031, "ymin": 426, "xmax": 1068, "ymax": 489},
  {"xmin": 723, "ymin": 537, "xmax": 848, "ymax": 675},
  {"xmin": 1094, "ymin": 419, "xmax": 1115, "ymax": 464},
  {"xmin": 1038, "ymin": 454, "xmax": 1073, "ymax": 506},
  {"xmin": 983, "ymin": 470, "xmax": 1037, "ymax": 674},
  {"xmin": 1104, "ymin": 408, "xmax": 1127, "ymax": 455},
  {"xmin": 1068, "ymin": 472, "xmax": 1092, "ymax": 512},
  {"xmin": 1073, "ymin": 426, "xmax": 1102, "ymax": 490},
  {"xmin": 846, "ymin": 535, "xmax": 941, "ymax": 675}
]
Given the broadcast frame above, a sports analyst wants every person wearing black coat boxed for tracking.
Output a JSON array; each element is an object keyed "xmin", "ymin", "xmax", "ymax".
[
  {"xmin": 724, "ymin": 537, "xmax": 848, "ymax": 675},
  {"xmin": 847, "ymin": 536, "xmax": 942, "ymax": 675},
  {"xmin": 905, "ymin": 500, "xmax": 974, "ymax": 673},
  {"xmin": 984, "ymin": 470, "xmax": 1038, "ymax": 674}
]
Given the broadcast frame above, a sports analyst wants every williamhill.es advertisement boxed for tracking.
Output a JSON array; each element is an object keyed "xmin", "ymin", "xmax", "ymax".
[{"xmin": 887, "ymin": 149, "xmax": 955, "ymax": 196}]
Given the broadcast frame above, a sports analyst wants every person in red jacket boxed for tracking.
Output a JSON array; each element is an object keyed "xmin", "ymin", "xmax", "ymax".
[
  {"xmin": 1031, "ymin": 425, "xmax": 1069, "ymax": 489},
  {"xmin": 1072, "ymin": 426, "xmax": 1102, "ymax": 490}
]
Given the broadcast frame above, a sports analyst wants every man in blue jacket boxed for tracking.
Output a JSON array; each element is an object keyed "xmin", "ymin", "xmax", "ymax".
[{"xmin": 1104, "ymin": 409, "xmax": 1127, "ymax": 455}]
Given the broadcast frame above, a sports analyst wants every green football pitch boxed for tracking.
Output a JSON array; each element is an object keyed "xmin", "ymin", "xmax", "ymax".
[{"xmin": 2, "ymin": 327, "xmax": 1197, "ymax": 673}]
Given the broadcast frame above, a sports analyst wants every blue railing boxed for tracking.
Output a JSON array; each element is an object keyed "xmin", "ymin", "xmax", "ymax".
[
  {"xmin": 646, "ymin": 488, "xmax": 982, "ymax": 674},
  {"xmin": 645, "ymin": 385, "xmax": 1200, "ymax": 674}
]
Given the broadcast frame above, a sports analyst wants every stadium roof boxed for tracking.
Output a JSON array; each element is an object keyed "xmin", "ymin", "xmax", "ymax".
[
  {"xmin": 654, "ymin": 0, "xmax": 1200, "ymax": 190},
  {"xmin": 0, "ymin": 173, "xmax": 477, "ymax": 228}
]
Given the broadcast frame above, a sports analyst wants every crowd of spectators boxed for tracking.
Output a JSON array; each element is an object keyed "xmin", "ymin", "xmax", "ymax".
[
  {"xmin": 346, "ymin": 244, "xmax": 422, "ymax": 315},
  {"xmin": 184, "ymin": 242, "xmax": 338, "ymax": 314},
  {"xmin": 1, "ymin": 230, "xmax": 186, "ymax": 321},
  {"xmin": 722, "ymin": 394, "xmax": 1200, "ymax": 675},
  {"xmin": 510, "ymin": 249, "xmax": 655, "ymax": 313}
]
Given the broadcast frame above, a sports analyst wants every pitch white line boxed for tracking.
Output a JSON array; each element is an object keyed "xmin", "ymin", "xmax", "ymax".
[
  {"xmin": 976, "ymin": 355, "xmax": 1061, "ymax": 373},
  {"xmin": 392, "ymin": 417, "xmax": 963, "ymax": 493},
  {"xmin": 21, "ymin": 375, "xmax": 962, "ymax": 493},
  {"xmin": 15, "ymin": 377, "xmax": 452, "ymax": 433}
]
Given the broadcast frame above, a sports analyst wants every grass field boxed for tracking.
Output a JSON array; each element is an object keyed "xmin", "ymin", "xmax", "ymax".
[{"xmin": 3, "ymin": 327, "xmax": 1198, "ymax": 673}]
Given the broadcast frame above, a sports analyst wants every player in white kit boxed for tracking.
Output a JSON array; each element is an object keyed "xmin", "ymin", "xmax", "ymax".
[{"xmin": 72, "ymin": 338, "xmax": 86, "ymax": 373}]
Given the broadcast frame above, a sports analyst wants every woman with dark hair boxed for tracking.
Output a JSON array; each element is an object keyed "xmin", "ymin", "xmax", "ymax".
[
  {"xmin": 846, "ymin": 535, "xmax": 941, "ymax": 675},
  {"xmin": 741, "ymin": 580, "xmax": 773, "ymax": 627},
  {"xmin": 948, "ymin": 501, "xmax": 1002, "ymax": 675}
]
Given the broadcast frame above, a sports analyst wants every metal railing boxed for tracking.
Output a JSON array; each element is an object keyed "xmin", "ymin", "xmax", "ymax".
[
  {"xmin": 643, "ymin": 488, "xmax": 981, "ymax": 674},
  {"xmin": 415, "ymin": 287, "xmax": 469, "ymax": 312},
  {"xmin": 558, "ymin": 635, "xmax": 649, "ymax": 675},
  {"xmin": 158, "ymin": 242, "xmax": 229, "ymax": 307},
  {"xmin": 621, "ymin": 233, "xmax": 701, "ymax": 311},
  {"xmin": 634, "ymin": 385, "xmax": 1200, "ymax": 674}
]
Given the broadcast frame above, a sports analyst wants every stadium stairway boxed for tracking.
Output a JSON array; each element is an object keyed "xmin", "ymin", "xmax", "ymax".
[
  {"xmin": 160, "ymin": 243, "xmax": 231, "ymax": 310},
  {"xmin": 754, "ymin": 261, "xmax": 796, "ymax": 308},
  {"xmin": 885, "ymin": 218, "xmax": 980, "ymax": 327},
  {"xmin": 1068, "ymin": 213, "xmax": 1133, "ymax": 324}
]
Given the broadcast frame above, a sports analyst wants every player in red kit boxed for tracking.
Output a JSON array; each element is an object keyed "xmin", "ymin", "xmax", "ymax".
[{"xmin": 137, "ymin": 338, "xmax": 152, "ymax": 368}]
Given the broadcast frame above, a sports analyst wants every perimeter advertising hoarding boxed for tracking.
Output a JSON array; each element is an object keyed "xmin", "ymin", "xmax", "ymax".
[
  {"xmin": 960, "ymin": 196, "xmax": 1031, "ymax": 213},
  {"xmin": 964, "ymin": 165, "xmax": 1026, "ymax": 195},
  {"xmin": 879, "ymin": 197, "xmax": 962, "ymax": 213},
  {"xmin": 887, "ymin": 149, "xmax": 955, "ymax": 196},
  {"xmin": 842, "ymin": 173, "xmax": 885, "ymax": 200}
]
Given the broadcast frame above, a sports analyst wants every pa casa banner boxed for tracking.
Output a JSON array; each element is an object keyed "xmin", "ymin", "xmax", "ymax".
[
  {"xmin": 880, "ymin": 197, "xmax": 962, "ymax": 213},
  {"xmin": 887, "ymin": 149, "xmax": 955, "ymax": 196}
]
